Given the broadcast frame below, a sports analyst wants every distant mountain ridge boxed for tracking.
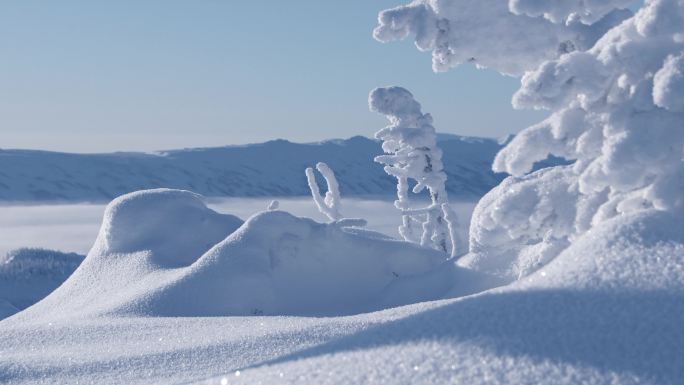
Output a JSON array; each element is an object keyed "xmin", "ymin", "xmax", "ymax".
[{"xmin": 0, "ymin": 134, "xmax": 510, "ymax": 202}]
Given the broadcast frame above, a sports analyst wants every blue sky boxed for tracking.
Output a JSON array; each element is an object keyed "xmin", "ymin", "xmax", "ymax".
[{"xmin": 0, "ymin": 1, "xmax": 548, "ymax": 152}]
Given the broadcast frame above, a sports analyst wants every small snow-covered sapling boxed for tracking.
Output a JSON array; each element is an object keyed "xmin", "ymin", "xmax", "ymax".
[{"xmin": 305, "ymin": 162, "xmax": 342, "ymax": 222}]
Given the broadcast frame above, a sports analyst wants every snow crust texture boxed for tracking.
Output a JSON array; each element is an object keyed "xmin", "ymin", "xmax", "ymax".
[{"xmin": 206, "ymin": 209, "xmax": 684, "ymax": 385}]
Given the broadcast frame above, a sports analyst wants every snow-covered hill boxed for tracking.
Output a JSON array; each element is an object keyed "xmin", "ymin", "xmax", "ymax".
[
  {"xmin": 1, "ymin": 189, "xmax": 682, "ymax": 384},
  {"xmin": 0, "ymin": 135, "xmax": 508, "ymax": 202}
]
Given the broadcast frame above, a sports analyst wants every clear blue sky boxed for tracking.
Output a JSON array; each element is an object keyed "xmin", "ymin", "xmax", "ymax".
[{"xmin": 0, "ymin": 0, "xmax": 547, "ymax": 153}]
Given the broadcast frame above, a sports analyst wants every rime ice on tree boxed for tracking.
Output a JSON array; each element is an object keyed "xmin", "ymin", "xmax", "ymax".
[
  {"xmin": 305, "ymin": 162, "xmax": 342, "ymax": 222},
  {"xmin": 369, "ymin": 86, "xmax": 458, "ymax": 257},
  {"xmin": 306, "ymin": 162, "xmax": 368, "ymax": 228},
  {"xmin": 495, "ymin": 0, "xmax": 684, "ymax": 229},
  {"xmin": 374, "ymin": 0, "xmax": 684, "ymax": 278}
]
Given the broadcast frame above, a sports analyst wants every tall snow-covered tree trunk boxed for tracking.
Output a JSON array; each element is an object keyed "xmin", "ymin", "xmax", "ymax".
[{"xmin": 369, "ymin": 86, "xmax": 457, "ymax": 257}]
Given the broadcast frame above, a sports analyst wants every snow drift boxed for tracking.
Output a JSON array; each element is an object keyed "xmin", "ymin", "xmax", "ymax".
[
  {"xmin": 14, "ymin": 188, "xmax": 479, "ymax": 320},
  {"xmin": 200, "ymin": 208, "xmax": 684, "ymax": 385},
  {"xmin": 2, "ymin": 204, "xmax": 683, "ymax": 385},
  {"xmin": 0, "ymin": 248, "xmax": 84, "ymax": 320}
]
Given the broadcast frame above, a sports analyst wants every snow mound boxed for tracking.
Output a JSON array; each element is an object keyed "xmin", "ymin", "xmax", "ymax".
[
  {"xmin": 16, "ymin": 189, "xmax": 461, "ymax": 320},
  {"xmin": 0, "ymin": 248, "xmax": 84, "ymax": 319},
  {"xmin": 3, "ymin": 194, "xmax": 682, "ymax": 384},
  {"xmin": 202, "ymin": 209, "xmax": 684, "ymax": 385},
  {"xmin": 96, "ymin": 189, "xmax": 243, "ymax": 268},
  {"xmin": 519, "ymin": 208, "xmax": 684, "ymax": 292},
  {"xmin": 138, "ymin": 210, "xmax": 451, "ymax": 316}
]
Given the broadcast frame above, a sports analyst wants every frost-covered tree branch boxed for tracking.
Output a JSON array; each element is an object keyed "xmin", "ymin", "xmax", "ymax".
[
  {"xmin": 498, "ymin": 0, "xmax": 684, "ymax": 216},
  {"xmin": 374, "ymin": 0, "xmax": 631, "ymax": 76},
  {"xmin": 508, "ymin": 0, "xmax": 633, "ymax": 24},
  {"xmin": 306, "ymin": 162, "xmax": 342, "ymax": 222},
  {"xmin": 369, "ymin": 86, "xmax": 459, "ymax": 257}
]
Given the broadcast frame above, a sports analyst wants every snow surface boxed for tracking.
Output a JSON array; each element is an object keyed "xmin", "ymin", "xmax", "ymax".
[
  {"xmin": 0, "ymin": 248, "xmax": 84, "ymax": 319},
  {"xmin": 0, "ymin": 197, "xmax": 478, "ymax": 323},
  {"xmin": 0, "ymin": 135, "xmax": 508, "ymax": 202},
  {"xmin": 2, "ymin": 207, "xmax": 682, "ymax": 384},
  {"xmin": 2, "ymin": 1, "xmax": 681, "ymax": 383},
  {"xmin": 6, "ymin": 189, "xmax": 478, "ymax": 320},
  {"xmin": 197, "ymin": 209, "xmax": 684, "ymax": 385}
]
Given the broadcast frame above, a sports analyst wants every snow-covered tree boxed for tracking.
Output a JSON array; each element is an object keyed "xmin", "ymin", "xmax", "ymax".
[
  {"xmin": 496, "ymin": 0, "xmax": 684, "ymax": 219},
  {"xmin": 373, "ymin": 0, "xmax": 631, "ymax": 76},
  {"xmin": 373, "ymin": 0, "xmax": 684, "ymax": 277},
  {"xmin": 369, "ymin": 86, "xmax": 459, "ymax": 257}
]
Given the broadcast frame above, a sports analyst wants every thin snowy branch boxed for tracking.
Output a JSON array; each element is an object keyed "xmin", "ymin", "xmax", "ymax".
[{"xmin": 305, "ymin": 162, "xmax": 342, "ymax": 222}]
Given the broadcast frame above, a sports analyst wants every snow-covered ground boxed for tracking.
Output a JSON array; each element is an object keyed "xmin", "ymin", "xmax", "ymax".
[
  {"xmin": 0, "ymin": 198, "xmax": 477, "ymax": 257},
  {"xmin": 2, "ymin": 1, "xmax": 683, "ymax": 383},
  {"xmin": 1, "ymin": 192, "xmax": 681, "ymax": 384}
]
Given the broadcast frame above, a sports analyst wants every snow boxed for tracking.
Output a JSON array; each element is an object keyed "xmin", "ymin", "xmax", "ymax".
[
  {"xmin": 305, "ymin": 162, "xmax": 343, "ymax": 222},
  {"xmin": 2, "ymin": 1, "xmax": 682, "ymax": 384},
  {"xmin": 0, "ymin": 299, "xmax": 18, "ymax": 319},
  {"xmin": 374, "ymin": 0, "xmax": 631, "ymax": 76},
  {"xmin": 486, "ymin": 0, "xmax": 684, "ymax": 267},
  {"xmin": 3, "ymin": 207, "xmax": 681, "ymax": 384},
  {"xmin": 654, "ymin": 52, "xmax": 684, "ymax": 112},
  {"xmin": 461, "ymin": 166, "xmax": 581, "ymax": 281},
  {"xmin": 192, "ymin": 209, "xmax": 684, "ymax": 385},
  {"xmin": 509, "ymin": 0, "xmax": 633, "ymax": 24},
  {"xmin": 0, "ymin": 248, "xmax": 84, "ymax": 318},
  {"xmin": 0, "ymin": 197, "xmax": 478, "ymax": 258},
  {"xmin": 369, "ymin": 86, "xmax": 458, "ymax": 255},
  {"xmin": 98, "ymin": 189, "xmax": 243, "ymax": 268},
  {"xmin": 6, "ymin": 189, "xmax": 473, "ymax": 320},
  {"xmin": 0, "ymin": 135, "xmax": 509, "ymax": 203},
  {"xmin": 377, "ymin": 0, "xmax": 684, "ymax": 277}
]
